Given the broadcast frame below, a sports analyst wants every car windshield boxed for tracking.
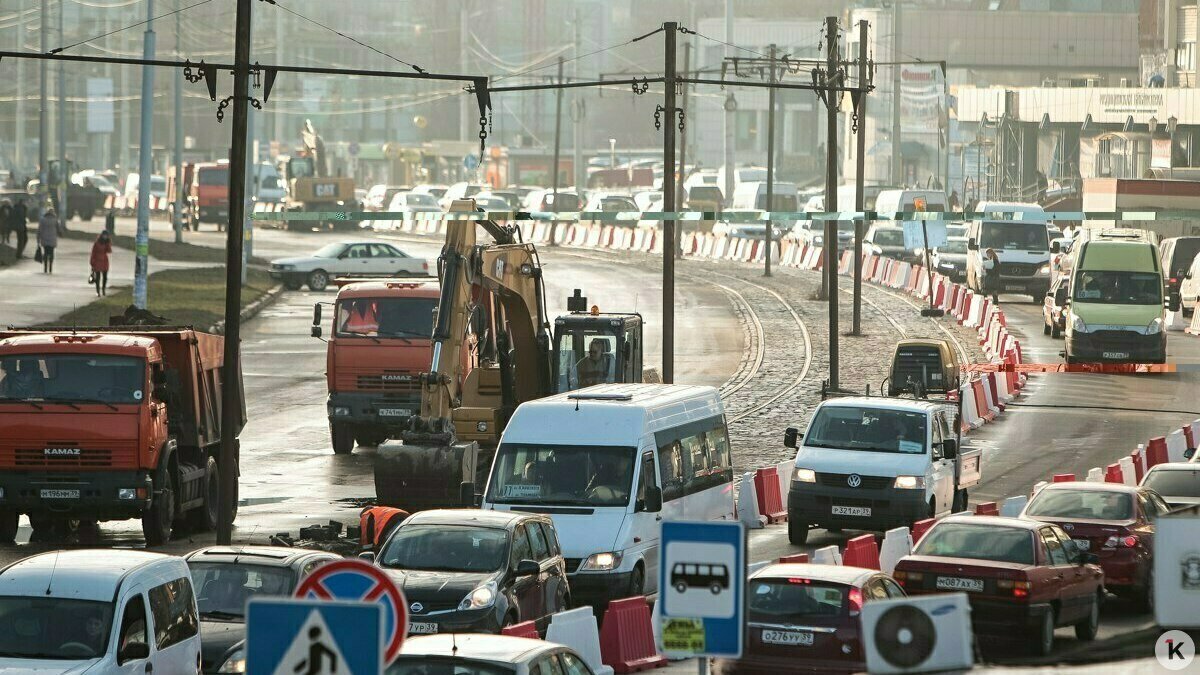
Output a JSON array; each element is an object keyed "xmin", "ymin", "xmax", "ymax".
[
  {"xmin": 755, "ymin": 193, "xmax": 798, "ymax": 210},
  {"xmin": 387, "ymin": 658, "xmax": 515, "ymax": 675},
  {"xmin": 979, "ymin": 222, "xmax": 1048, "ymax": 251},
  {"xmin": 805, "ymin": 406, "xmax": 927, "ymax": 454},
  {"xmin": 199, "ymin": 168, "xmax": 229, "ymax": 186},
  {"xmin": 406, "ymin": 193, "xmax": 439, "ymax": 207},
  {"xmin": 0, "ymin": 596, "xmax": 114, "ymax": 660},
  {"xmin": 190, "ymin": 563, "xmax": 296, "ymax": 618},
  {"xmin": 336, "ymin": 297, "xmax": 436, "ymax": 338},
  {"xmin": 913, "ymin": 523, "xmax": 1035, "ymax": 564},
  {"xmin": 1073, "ymin": 271, "xmax": 1162, "ymax": 305},
  {"xmin": 259, "ymin": 175, "xmax": 280, "ymax": 190},
  {"xmin": 488, "ymin": 444, "xmax": 637, "ymax": 507},
  {"xmin": 941, "ymin": 239, "xmax": 968, "ymax": 254},
  {"xmin": 378, "ymin": 525, "xmax": 508, "ymax": 573},
  {"xmin": 1142, "ymin": 469, "xmax": 1200, "ymax": 497},
  {"xmin": 1026, "ymin": 489, "xmax": 1135, "ymax": 520},
  {"xmin": 312, "ymin": 243, "xmax": 348, "ymax": 258},
  {"xmin": 546, "ymin": 193, "xmax": 580, "ymax": 211},
  {"xmin": 748, "ymin": 579, "xmax": 846, "ymax": 623},
  {"xmin": 874, "ymin": 229, "xmax": 904, "ymax": 246},
  {"xmin": 0, "ymin": 354, "xmax": 145, "ymax": 404}
]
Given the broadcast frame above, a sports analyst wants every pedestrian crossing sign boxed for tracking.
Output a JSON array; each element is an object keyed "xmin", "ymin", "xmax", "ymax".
[{"xmin": 248, "ymin": 598, "xmax": 384, "ymax": 675}]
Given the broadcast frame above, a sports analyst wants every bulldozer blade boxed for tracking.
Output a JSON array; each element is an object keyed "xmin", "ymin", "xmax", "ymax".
[{"xmin": 374, "ymin": 440, "xmax": 482, "ymax": 511}]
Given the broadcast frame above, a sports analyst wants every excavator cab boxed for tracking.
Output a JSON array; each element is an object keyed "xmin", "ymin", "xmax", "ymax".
[{"xmin": 552, "ymin": 290, "xmax": 643, "ymax": 393}]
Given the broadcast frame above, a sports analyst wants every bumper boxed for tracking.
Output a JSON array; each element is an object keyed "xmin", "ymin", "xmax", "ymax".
[
  {"xmin": 407, "ymin": 607, "xmax": 505, "ymax": 635},
  {"xmin": 198, "ymin": 205, "xmax": 229, "ymax": 221},
  {"xmin": 1097, "ymin": 549, "xmax": 1146, "ymax": 590},
  {"xmin": 907, "ymin": 589, "xmax": 1048, "ymax": 634},
  {"xmin": 328, "ymin": 392, "xmax": 421, "ymax": 427},
  {"xmin": 788, "ymin": 483, "xmax": 928, "ymax": 531},
  {"xmin": 1066, "ymin": 332, "xmax": 1166, "ymax": 363},
  {"xmin": 998, "ymin": 276, "xmax": 1050, "ymax": 296},
  {"xmin": 0, "ymin": 470, "xmax": 153, "ymax": 518},
  {"xmin": 712, "ymin": 656, "xmax": 862, "ymax": 675},
  {"xmin": 568, "ymin": 569, "xmax": 634, "ymax": 607}
]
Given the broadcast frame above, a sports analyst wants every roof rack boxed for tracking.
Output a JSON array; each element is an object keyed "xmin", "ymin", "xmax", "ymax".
[{"xmin": 566, "ymin": 392, "xmax": 633, "ymax": 401}]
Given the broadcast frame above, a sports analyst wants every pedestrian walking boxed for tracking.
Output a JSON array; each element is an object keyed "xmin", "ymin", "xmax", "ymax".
[
  {"xmin": 0, "ymin": 201, "xmax": 11, "ymax": 245},
  {"xmin": 89, "ymin": 230, "xmax": 112, "ymax": 296},
  {"xmin": 981, "ymin": 247, "xmax": 1000, "ymax": 303},
  {"xmin": 10, "ymin": 198, "xmax": 29, "ymax": 258},
  {"xmin": 37, "ymin": 206, "xmax": 63, "ymax": 274}
]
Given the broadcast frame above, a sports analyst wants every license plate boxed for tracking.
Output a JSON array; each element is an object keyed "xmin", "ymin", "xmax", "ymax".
[
  {"xmin": 761, "ymin": 629, "xmax": 814, "ymax": 646},
  {"xmin": 1073, "ymin": 538, "xmax": 1091, "ymax": 551},
  {"xmin": 1102, "ymin": 351, "xmax": 1129, "ymax": 359},
  {"xmin": 409, "ymin": 622, "xmax": 438, "ymax": 635},
  {"xmin": 1005, "ymin": 284, "xmax": 1025, "ymax": 291},
  {"xmin": 378, "ymin": 408, "xmax": 413, "ymax": 417},
  {"xmin": 936, "ymin": 576, "xmax": 984, "ymax": 592},
  {"xmin": 40, "ymin": 489, "xmax": 79, "ymax": 499},
  {"xmin": 831, "ymin": 505, "xmax": 871, "ymax": 517}
]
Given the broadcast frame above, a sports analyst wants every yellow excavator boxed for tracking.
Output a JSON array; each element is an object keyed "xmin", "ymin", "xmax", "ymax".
[{"xmin": 373, "ymin": 200, "xmax": 645, "ymax": 509}]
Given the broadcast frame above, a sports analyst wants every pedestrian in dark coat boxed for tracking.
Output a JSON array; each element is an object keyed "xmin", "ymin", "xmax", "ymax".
[
  {"xmin": 9, "ymin": 199, "xmax": 29, "ymax": 258},
  {"xmin": 37, "ymin": 207, "xmax": 63, "ymax": 274}
]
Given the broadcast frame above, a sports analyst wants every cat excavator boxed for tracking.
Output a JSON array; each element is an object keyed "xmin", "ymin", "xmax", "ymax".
[{"xmin": 373, "ymin": 200, "xmax": 645, "ymax": 509}]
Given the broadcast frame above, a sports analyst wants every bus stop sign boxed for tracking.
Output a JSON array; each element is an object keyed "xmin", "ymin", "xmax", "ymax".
[{"xmin": 657, "ymin": 520, "xmax": 746, "ymax": 659}]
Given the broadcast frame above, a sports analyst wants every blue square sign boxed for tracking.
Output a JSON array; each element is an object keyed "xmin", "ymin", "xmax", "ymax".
[
  {"xmin": 248, "ymin": 598, "xmax": 384, "ymax": 675},
  {"xmin": 658, "ymin": 520, "xmax": 746, "ymax": 659}
]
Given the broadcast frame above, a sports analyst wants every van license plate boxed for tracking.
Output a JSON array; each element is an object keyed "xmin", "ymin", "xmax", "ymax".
[
  {"xmin": 936, "ymin": 576, "xmax": 983, "ymax": 592},
  {"xmin": 378, "ymin": 408, "xmax": 412, "ymax": 417},
  {"xmin": 761, "ymin": 629, "xmax": 813, "ymax": 646},
  {"xmin": 409, "ymin": 622, "xmax": 438, "ymax": 635},
  {"xmin": 1102, "ymin": 352, "xmax": 1129, "ymax": 359},
  {"xmin": 831, "ymin": 505, "xmax": 871, "ymax": 517},
  {"xmin": 40, "ymin": 489, "xmax": 79, "ymax": 499}
]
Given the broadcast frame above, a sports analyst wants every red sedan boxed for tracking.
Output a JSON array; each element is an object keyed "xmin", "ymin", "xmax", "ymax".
[
  {"xmin": 1020, "ymin": 481, "xmax": 1167, "ymax": 610},
  {"xmin": 893, "ymin": 515, "xmax": 1104, "ymax": 656},
  {"xmin": 712, "ymin": 563, "xmax": 906, "ymax": 674}
]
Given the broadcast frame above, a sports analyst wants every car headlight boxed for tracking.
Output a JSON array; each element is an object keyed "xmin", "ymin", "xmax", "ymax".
[
  {"xmin": 458, "ymin": 583, "xmax": 497, "ymax": 610},
  {"xmin": 894, "ymin": 475, "xmax": 925, "ymax": 489},
  {"xmin": 332, "ymin": 406, "xmax": 350, "ymax": 416},
  {"xmin": 792, "ymin": 467, "xmax": 816, "ymax": 483},
  {"xmin": 1036, "ymin": 263, "xmax": 1051, "ymax": 275},
  {"xmin": 218, "ymin": 648, "xmax": 246, "ymax": 674},
  {"xmin": 1071, "ymin": 314, "xmax": 1088, "ymax": 333},
  {"xmin": 1146, "ymin": 317, "xmax": 1163, "ymax": 334},
  {"xmin": 812, "ymin": 235, "xmax": 824, "ymax": 246},
  {"xmin": 579, "ymin": 551, "xmax": 623, "ymax": 572},
  {"xmin": 118, "ymin": 488, "xmax": 138, "ymax": 500}
]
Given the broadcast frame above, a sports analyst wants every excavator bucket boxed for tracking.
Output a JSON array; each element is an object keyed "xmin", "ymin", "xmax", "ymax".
[{"xmin": 374, "ymin": 439, "xmax": 485, "ymax": 511}]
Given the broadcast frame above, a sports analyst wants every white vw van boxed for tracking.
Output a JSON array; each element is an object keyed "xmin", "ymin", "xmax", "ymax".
[{"xmin": 482, "ymin": 384, "xmax": 735, "ymax": 607}]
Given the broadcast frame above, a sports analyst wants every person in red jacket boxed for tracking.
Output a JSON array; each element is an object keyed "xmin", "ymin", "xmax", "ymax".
[{"xmin": 89, "ymin": 230, "xmax": 112, "ymax": 296}]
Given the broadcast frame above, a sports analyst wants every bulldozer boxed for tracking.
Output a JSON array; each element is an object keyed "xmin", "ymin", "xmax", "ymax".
[
  {"xmin": 373, "ymin": 200, "xmax": 644, "ymax": 510},
  {"xmin": 278, "ymin": 119, "xmax": 358, "ymax": 230}
]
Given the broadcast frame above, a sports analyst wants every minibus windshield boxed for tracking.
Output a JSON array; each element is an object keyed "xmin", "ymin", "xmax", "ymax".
[
  {"xmin": 488, "ymin": 444, "xmax": 637, "ymax": 507},
  {"xmin": 1073, "ymin": 270, "xmax": 1162, "ymax": 305}
]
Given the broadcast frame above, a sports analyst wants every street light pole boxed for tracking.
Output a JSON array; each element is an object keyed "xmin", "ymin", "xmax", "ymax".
[
  {"xmin": 57, "ymin": 0, "xmax": 66, "ymax": 221},
  {"xmin": 824, "ymin": 16, "xmax": 841, "ymax": 390},
  {"xmin": 891, "ymin": 0, "xmax": 903, "ymax": 187},
  {"xmin": 132, "ymin": 0, "xmax": 156, "ymax": 309},
  {"xmin": 852, "ymin": 20, "xmax": 868, "ymax": 336},
  {"xmin": 173, "ymin": 9, "xmax": 184, "ymax": 244},
  {"xmin": 38, "ymin": 0, "xmax": 47, "ymax": 209},
  {"xmin": 764, "ymin": 44, "xmax": 776, "ymax": 278},
  {"xmin": 663, "ymin": 21, "xmax": 678, "ymax": 384}
]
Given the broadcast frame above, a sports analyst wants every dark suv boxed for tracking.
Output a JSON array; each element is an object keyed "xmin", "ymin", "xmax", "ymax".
[{"xmin": 370, "ymin": 509, "xmax": 570, "ymax": 635}]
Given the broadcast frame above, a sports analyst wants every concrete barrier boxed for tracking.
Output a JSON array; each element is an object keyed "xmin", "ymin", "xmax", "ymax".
[
  {"xmin": 1085, "ymin": 467, "xmax": 1105, "ymax": 482},
  {"xmin": 1052, "ymin": 473, "xmax": 1075, "ymax": 482},
  {"xmin": 811, "ymin": 545, "xmax": 842, "ymax": 565},
  {"xmin": 548, "ymin": 607, "xmax": 615, "ymax": 675},
  {"xmin": 753, "ymin": 467, "xmax": 788, "ymax": 524},
  {"xmin": 1105, "ymin": 463, "xmax": 1124, "ymax": 483},
  {"xmin": 1166, "ymin": 429, "xmax": 1189, "ymax": 463},
  {"xmin": 1119, "ymin": 456, "xmax": 1137, "ymax": 487},
  {"xmin": 737, "ymin": 471, "xmax": 765, "ymax": 530},
  {"xmin": 974, "ymin": 501, "xmax": 999, "ymax": 516},
  {"xmin": 778, "ymin": 553, "xmax": 810, "ymax": 564},
  {"xmin": 1146, "ymin": 436, "xmax": 1170, "ymax": 467},
  {"xmin": 911, "ymin": 518, "xmax": 937, "ymax": 543}
]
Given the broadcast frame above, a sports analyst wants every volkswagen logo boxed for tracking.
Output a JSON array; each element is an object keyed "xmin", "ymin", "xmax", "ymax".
[
  {"xmin": 847, "ymin": 474, "xmax": 862, "ymax": 488},
  {"xmin": 410, "ymin": 602, "xmax": 424, "ymax": 614}
]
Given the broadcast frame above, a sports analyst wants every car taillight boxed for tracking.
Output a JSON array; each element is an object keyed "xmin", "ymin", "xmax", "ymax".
[
  {"xmin": 997, "ymin": 579, "xmax": 1032, "ymax": 598},
  {"xmin": 848, "ymin": 588, "xmax": 863, "ymax": 615},
  {"xmin": 891, "ymin": 570, "xmax": 922, "ymax": 587},
  {"xmin": 1105, "ymin": 535, "xmax": 1139, "ymax": 548},
  {"xmin": 1170, "ymin": 277, "xmax": 1179, "ymax": 285}
]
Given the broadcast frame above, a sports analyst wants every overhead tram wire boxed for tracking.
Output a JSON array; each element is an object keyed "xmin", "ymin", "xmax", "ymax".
[
  {"xmin": 491, "ymin": 24, "xmax": 666, "ymax": 85},
  {"xmin": 259, "ymin": 0, "xmax": 428, "ymax": 74},
  {"xmin": 48, "ymin": 0, "xmax": 214, "ymax": 53}
]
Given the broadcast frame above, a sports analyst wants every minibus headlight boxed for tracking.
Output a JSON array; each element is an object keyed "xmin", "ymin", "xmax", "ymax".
[
  {"xmin": 1071, "ymin": 315, "xmax": 1088, "ymax": 333},
  {"xmin": 580, "ymin": 552, "xmax": 623, "ymax": 572},
  {"xmin": 1146, "ymin": 317, "xmax": 1163, "ymax": 334},
  {"xmin": 1036, "ymin": 264, "xmax": 1051, "ymax": 276},
  {"xmin": 792, "ymin": 468, "xmax": 817, "ymax": 483}
]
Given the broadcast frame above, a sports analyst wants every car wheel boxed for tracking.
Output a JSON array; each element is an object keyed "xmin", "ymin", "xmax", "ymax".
[
  {"xmin": 1074, "ymin": 593, "xmax": 1100, "ymax": 641},
  {"xmin": 331, "ymin": 422, "xmax": 354, "ymax": 455},
  {"xmin": 307, "ymin": 269, "xmax": 329, "ymax": 292},
  {"xmin": 788, "ymin": 519, "xmax": 809, "ymax": 546},
  {"xmin": 283, "ymin": 278, "xmax": 303, "ymax": 291},
  {"xmin": 186, "ymin": 456, "xmax": 220, "ymax": 532},
  {"xmin": 355, "ymin": 429, "xmax": 389, "ymax": 447},
  {"xmin": 628, "ymin": 564, "xmax": 645, "ymax": 598},
  {"xmin": 0, "ymin": 509, "xmax": 18, "ymax": 544},
  {"xmin": 1030, "ymin": 608, "xmax": 1055, "ymax": 657},
  {"xmin": 142, "ymin": 468, "xmax": 175, "ymax": 546}
]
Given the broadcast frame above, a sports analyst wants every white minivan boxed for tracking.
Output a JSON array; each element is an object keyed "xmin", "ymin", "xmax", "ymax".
[
  {"xmin": 0, "ymin": 550, "xmax": 201, "ymax": 674},
  {"xmin": 482, "ymin": 384, "xmax": 735, "ymax": 607}
]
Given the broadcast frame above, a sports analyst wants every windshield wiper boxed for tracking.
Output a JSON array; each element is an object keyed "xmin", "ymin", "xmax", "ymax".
[
  {"xmin": 47, "ymin": 398, "xmax": 118, "ymax": 411},
  {"xmin": 0, "ymin": 396, "xmax": 43, "ymax": 409}
]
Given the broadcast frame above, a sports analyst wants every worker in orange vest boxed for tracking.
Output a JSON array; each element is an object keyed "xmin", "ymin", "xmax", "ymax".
[{"xmin": 342, "ymin": 299, "xmax": 379, "ymax": 334}]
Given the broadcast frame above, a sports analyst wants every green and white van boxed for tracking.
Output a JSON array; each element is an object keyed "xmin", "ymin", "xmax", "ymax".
[{"xmin": 1064, "ymin": 229, "xmax": 1174, "ymax": 364}]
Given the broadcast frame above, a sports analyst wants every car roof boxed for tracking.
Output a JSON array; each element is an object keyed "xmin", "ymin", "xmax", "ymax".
[
  {"xmin": 0, "ymin": 550, "xmax": 177, "ymax": 602},
  {"xmin": 183, "ymin": 545, "xmax": 338, "ymax": 567},
  {"xmin": 398, "ymin": 634, "xmax": 559, "ymax": 662},
  {"xmin": 816, "ymin": 395, "xmax": 943, "ymax": 413},
  {"xmin": 404, "ymin": 509, "xmax": 534, "ymax": 529},
  {"xmin": 751, "ymin": 563, "xmax": 878, "ymax": 585},
  {"xmin": 939, "ymin": 514, "xmax": 1042, "ymax": 530},
  {"xmin": 1146, "ymin": 462, "xmax": 1200, "ymax": 472},
  {"xmin": 1036, "ymin": 481, "xmax": 1139, "ymax": 494}
]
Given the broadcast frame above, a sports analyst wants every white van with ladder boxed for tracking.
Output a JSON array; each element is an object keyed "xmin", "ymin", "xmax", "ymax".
[{"xmin": 481, "ymin": 384, "xmax": 735, "ymax": 607}]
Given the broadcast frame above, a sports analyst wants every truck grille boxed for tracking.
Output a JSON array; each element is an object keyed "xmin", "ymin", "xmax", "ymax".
[
  {"xmin": 4, "ymin": 443, "xmax": 134, "ymax": 469},
  {"xmin": 999, "ymin": 262, "xmax": 1040, "ymax": 276},
  {"xmin": 816, "ymin": 473, "xmax": 893, "ymax": 489},
  {"xmin": 355, "ymin": 374, "xmax": 419, "ymax": 392}
]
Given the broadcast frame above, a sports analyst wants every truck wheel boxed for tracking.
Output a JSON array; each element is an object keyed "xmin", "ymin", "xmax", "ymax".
[
  {"xmin": 355, "ymin": 430, "xmax": 389, "ymax": 447},
  {"xmin": 331, "ymin": 422, "xmax": 355, "ymax": 454},
  {"xmin": 142, "ymin": 469, "xmax": 176, "ymax": 546},
  {"xmin": 788, "ymin": 519, "xmax": 809, "ymax": 545},
  {"xmin": 307, "ymin": 270, "xmax": 329, "ymax": 292},
  {"xmin": 187, "ymin": 456, "xmax": 220, "ymax": 532},
  {"xmin": 0, "ymin": 509, "xmax": 18, "ymax": 544}
]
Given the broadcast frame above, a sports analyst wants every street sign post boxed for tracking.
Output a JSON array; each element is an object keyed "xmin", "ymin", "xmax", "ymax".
[
  {"xmin": 657, "ymin": 520, "xmax": 746, "ymax": 661},
  {"xmin": 247, "ymin": 598, "xmax": 383, "ymax": 675},
  {"xmin": 294, "ymin": 559, "xmax": 408, "ymax": 661}
]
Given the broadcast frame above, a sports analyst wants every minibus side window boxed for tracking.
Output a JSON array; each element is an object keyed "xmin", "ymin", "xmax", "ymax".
[{"xmin": 658, "ymin": 440, "xmax": 689, "ymax": 502}]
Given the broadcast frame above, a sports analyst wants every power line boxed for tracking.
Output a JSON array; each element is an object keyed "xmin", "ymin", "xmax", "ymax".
[
  {"xmin": 49, "ymin": 0, "xmax": 214, "ymax": 54},
  {"xmin": 260, "ymin": 0, "xmax": 427, "ymax": 74},
  {"xmin": 683, "ymin": 27, "xmax": 770, "ymax": 60},
  {"xmin": 492, "ymin": 25, "xmax": 665, "ymax": 84}
]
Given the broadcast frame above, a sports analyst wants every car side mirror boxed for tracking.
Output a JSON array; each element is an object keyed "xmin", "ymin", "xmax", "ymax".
[
  {"xmin": 515, "ymin": 559, "xmax": 540, "ymax": 577},
  {"xmin": 967, "ymin": 238, "xmax": 979, "ymax": 251},
  {"xmin": 358, "ymin": 551, "xmax": 376, "ymax": 563},
  {"xmin": 783, "ymin": 427, "xmax": 800, "ymax": 449},
  {"xmin": 1082, "ymin": 552, "xmax": 1100, "ymax": 565},
  {"xmin": 641, "ymin": 486, "xmax": 663, "ymax": 513},
  {"xmin": 1050, "ymin": 241, "xmax": 1060, "ymax": 253},
  {"xmin": 118, "ymin": 641, "xmax": 150, "ymax": 664},
  {"xmin": 942, "ymin": 438, "xmax": 958, "ymax": 459}
]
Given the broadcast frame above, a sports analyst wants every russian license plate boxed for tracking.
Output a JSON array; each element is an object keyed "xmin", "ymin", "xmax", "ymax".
[
  {"xmin": 40, "ymin": 489, "xmax": 79, "ymax": 499},
  {"xmin": 378, "ymin": 408, "xmax": 413, "ymax": 417},
  {"xmin": 831, "ymin": 505, "xmax": 871, "ymax": 517},
  {"xmin": 1102, "ymin": 351, "xmax": 1129, "ymax": 359},
  {"xmin": 936, "ymin": 576, "xmax": 984, "ymax": 592},
  {"xmin": 761, "ymin": 629, "xmax": 814, "ymax": 646},
  {"xmin": 1073, "ymin": 538, "xmax": 1091, "ymax": 551},
  {"xmin": 409, "ymin": 622, "xmax": 438, "ymax": 635},
  {"xmin": 1005, "ymin": 284, "xmax": 1025, "ymax": 291}
]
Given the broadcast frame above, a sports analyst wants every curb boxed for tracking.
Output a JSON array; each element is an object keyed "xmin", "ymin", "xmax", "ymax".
[{"xmin": 207, "ymin": 283, "xmax": 285, "ymax": 335}]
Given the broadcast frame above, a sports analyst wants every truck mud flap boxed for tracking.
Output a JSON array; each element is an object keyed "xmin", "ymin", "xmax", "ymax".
[
  {"xmin": 374, "ymin": 440, "xmax": 483, "ymax": 511},
  {"xmin": 176, "ymin": 462, "xmax": 208, "ymax": 510}
]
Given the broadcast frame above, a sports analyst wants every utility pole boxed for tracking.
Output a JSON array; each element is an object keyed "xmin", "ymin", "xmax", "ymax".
[
  {"xmin": 571, "ymin": 5, "xmax": 584, "ymax": 193},
  {"xmin": 764, "ymin": 44, "xmax": 776, "ymax": 278},
  {"xmin": 57, "ymin": 0, "xmax": 65, "ymax": 221},
  {"xmin": 852, "ymin": 20, "xmax": 868, "ymax": 336},
  {"xmin": 15, "ymin": 0, "xmax": 25, "ymax": 171},
  {"xmin": 132, "ymin": 0, "xmax": 156, "ymax": 309},
  {"xmin": 549, "ymin": 57, "xmax": 563, "ymax": 246},
  {"xmin": 891, "ymin": 0, "xmax": 903, "ymax": 187},
  {"xmin": 173, "ymin": 10, "xmax": 184, "ymax": 244},
  {"xmin": 663, "ymin": 21, "xmax": 678, "ymax": 384},
  {"xmin": 676, "ymin": 41, "xmax": 691, "ymax": 242},
  {"xmin": 723, "ymin": 0, "xmax": 734, "ymax": 201},
  {"xmin": 38, "ymin": 0, "xmax": 47, "ymax": 210},
  {"xmin": 217, "ymin": 0, "xmax": 254, "ymax": 545},
  {"xmin": 823, "ymin": 16, "xmax": 840, "ymax": 390}
]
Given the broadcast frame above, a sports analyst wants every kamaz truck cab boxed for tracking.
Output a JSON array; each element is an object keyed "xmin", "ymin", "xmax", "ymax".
[{"xmin": 552, "ymin": 291, "xmax": 643, "ymax": 393}]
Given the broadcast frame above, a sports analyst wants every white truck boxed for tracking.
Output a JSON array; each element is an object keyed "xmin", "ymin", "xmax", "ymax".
[{"xmin": 784, "ymin": 396, "xmax": 982, "ymax": 545}]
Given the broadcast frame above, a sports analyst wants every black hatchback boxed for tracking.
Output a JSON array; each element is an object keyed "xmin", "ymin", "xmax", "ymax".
[{"xmin": 369, "ymin": 509, "xmax": 571, "ymax": 636}]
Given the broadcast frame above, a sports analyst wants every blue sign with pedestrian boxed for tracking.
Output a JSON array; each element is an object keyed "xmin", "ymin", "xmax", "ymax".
[
  {"xmin": 657, "ymin": 520, "xmax": 746, "ymax": 659},
  {"xmin": 247, "ymin": 598, "xmax": 383, "ymax": 675},
  {"xmin": 463, "ymin": 154, "xmax": 479, "ymax": 170}
]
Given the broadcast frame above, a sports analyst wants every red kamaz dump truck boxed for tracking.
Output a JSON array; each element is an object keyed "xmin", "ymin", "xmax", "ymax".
[{"xmin": 0, "ymin": 327, "xmax": 244, "ymax": 545}]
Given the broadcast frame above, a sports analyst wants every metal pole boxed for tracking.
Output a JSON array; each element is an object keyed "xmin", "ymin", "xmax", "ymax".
[
  {"xmin": 942, "ymin": 61, "xmax": 950, "ymax": 193},
  {"xmin": 549, "ymin": 57, "xmax": 563, "ymax": 246},
  {"xmin": 824, "ymin": 16, "xmax": 840, "ymax": 390},
  {"xmin": 891, "ymin": 0, "xmax": 902, "ymax": 187},
  {"xmin": 764, "ymin": 44, "xmax": 776, "ymax": 278},
  {"xmin": 38, "ymin": 0, "xmax": 47, "ymax": 208},
  {"xmin": 723, "ymin": 0, "xmax": 734, "ymax": 202},
  {"xmin": 571, "ymin": 5, "xmax": 584, "ymax": 193},
  {"xmin": 676, "ymin": 41, "xmax": 691, "ymax": 257},
  {"xmin": 132, "ymin": 0, "xmax": 156, "ymax": 309},
  {"xmin": 852, "ymin": 20, "xmax": 868, "ymax": 336},
  {"xmin": 663, "ymin": 21, "xmax": 678, "ymax": 384},
  {"xmin": 217, "ymin": 0, "xmax": 254, "ymax": 545},
  {"xmin": 173, "ymin": 10, "xmax": 184, "ymax": 244},
  {"xmin": 57, "ymin": 0, "xmax": 65, "ymax": 221},
  {"xmin": 15, "ymin": 0, "xmax": 25, "ymax": 171}
]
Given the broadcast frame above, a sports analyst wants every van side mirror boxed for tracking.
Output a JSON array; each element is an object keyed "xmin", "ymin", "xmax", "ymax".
[
  {"xmin": 312, "ymin": 302, "xmax": 322, "ymax": 326},
  {"xmin": 358, "ymin": 551, "xmax": 376, "ymax": 563},
  {"xmin": 783, "ymin": 427, "xmax": 800, "ymax": 449},
  {"xmin": 1050, "ymin": 241, "xmax": 1060, "ymax": 253},
  {"xmin": 515, "ymin": 559, "xmax": 540, "ymax": 577},
  {"xmin": 118, "ymin": 641, "xmax": 150, "ymax": 664},
  {"xmin": 967, "ymin": 238, "xmax": 979, "ymax": 251},
  {"xmin": 942, "ymin": 438, "xmax": 958, "ymax": 459}
]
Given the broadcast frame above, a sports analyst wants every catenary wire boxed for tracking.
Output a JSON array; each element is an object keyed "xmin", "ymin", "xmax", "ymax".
[
  {"xmin": 260, "ymin": 0, "xmax": 428, "ymax": 74},
  {"xmin": 49, "ymin": 0, "xmax": 213, "ymax": 53}
]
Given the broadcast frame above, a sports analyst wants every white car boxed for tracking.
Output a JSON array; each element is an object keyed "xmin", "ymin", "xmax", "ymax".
[
  {"xmin": 269, "ymin": 240, "xmax": 430, "ymax": 291},
  {"xmin": 0, "ymin": 550, "xmax": 201, "ymax": 674},
  {"xmin": 390, "ymin": 629, "xmax": 598, "ymax": 674},
  {"xmin": 373, "ymin": 191, "xmax": 443, "ymax": 231}
]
